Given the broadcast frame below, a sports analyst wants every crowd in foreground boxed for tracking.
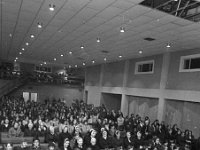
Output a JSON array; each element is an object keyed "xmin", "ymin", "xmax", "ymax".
[{"xmin": 0, "ymin": 96, "xmax": 200, "ymax": 150}]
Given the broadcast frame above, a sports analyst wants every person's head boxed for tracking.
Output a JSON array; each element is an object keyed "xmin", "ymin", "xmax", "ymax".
[
  {"xmin": 155, "ymin": 137, "xmax": 160, "ymax": 144},
  {"xmin": 90, "ymin": 137, "xmax": 96, "ymax": 146},
  {"xmin": 77, "ymin": 137, "xmax": 83, "ymax": 146},
  {"xmin": 63, "ymin": 126, "xmax": 68, "ymax": 133},
  {"xmin": 126, "ymin": 131, "xmax": 131, "ymax": 138},
  {"xmin": 21, "ymin": 141, "xmax": 28, "ymax": 148},
  {"xmin": 32, "ymin": 138, "xmax": 40, "ymax": 148},
  {"xmin": 49, "ymin": 126, "xmax": 54, "ymax": 134},
  {"xmin": 102, "ymin": 130, "xmax": 107, "ymax": 138},
  {"xmin": 28, "ymin": 122, "xmax": 33, "ymax": 129},
  {"xmin": 64, "ymin": 138, "xmax": 70, "ymax": 148},
  {"xmin": 115, "ymin": 130, "xmax": 121, "ymax": 138},
  {"xmin": 5, "ymin": 118, "xmax": 9, "ymax": 124},
  {"xmin": 136, "ymin": 131, "xmax": 142, "ymax": 139},
  {"xmin": 90, "ymin": 129, "xmax": 97, "ymax": 137},
  {"xmin": 48, "ymin": 142, "xmax": 55, "ymax": 150},
  {"xmin": 4, "ymin": 143, "xmax": 13, "ymax": 150},
  {"xmin": 14, "ymin": 122, "xmax": 19, "ymax": 129}
]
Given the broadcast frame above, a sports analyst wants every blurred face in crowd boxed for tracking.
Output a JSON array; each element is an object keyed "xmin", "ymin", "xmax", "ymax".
[
  {"xmin": 5, "ymin": 143, "xmax": 13, "ymax": 150},
  {"xmin": 91, "ymin": 130, "xmax": 97, "ymax": 137},
  {"xmin": 5, "ymin": 118, "xmax": 9, "ymax": 124},
  {"xmin": 64, "ymin": 138, "xmax": 70, "ymax": 148},
  {"xmin": 33, "ymin": 139, "xmax": 40, "ymax": 148},
  {"xmin": 77, "ymin": 137, "xmax": 83, "ymax": 146},
  {"xmin": 48, "ymin": 146, "xmax": 55, "ymax": 150},
  {"xmin": 126, "ymin": 131, "xmax": 131, "ymax": 139},
  {"xmin": 14, "ymin": 122, "xmax": 19, "ymax": 129},
  {"xmin": 90, "ymin": 137, "xmax": 96, "ymax": 146}
]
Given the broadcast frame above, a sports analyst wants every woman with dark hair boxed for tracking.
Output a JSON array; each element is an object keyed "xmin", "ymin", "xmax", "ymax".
[
  {"xmin": 58, "ymin": 126, "xmax": 72, "ymax": 149},
  {"xmin": 73, "ymin": 137, "xmax": 85, "ymax": 150},
  {"xmin": 123, "ymin": 131, "xmax": 134, "ymax": 149},
  {"xmin": 60, "ymin": 138, "xmax": 71, "ymax": 150},
  {"xmin": 83, "ymin": 129, "xmax": 97, "ymax": 147},
  {"xmin": 98, "ymin": 130, "xmax": 112, "ymax": 149}
]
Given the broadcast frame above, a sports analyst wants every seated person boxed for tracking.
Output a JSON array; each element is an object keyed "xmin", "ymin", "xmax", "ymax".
[
  {"xmin": 60, "ymin": 137, "xmax": 71, "ymax": 150},
  {"xmin": 29, "ymin": 137, "xmax": 42, "ymax": 150},
  {"xmin": 24, "ymin": 122, "xmax": 36, "ymax": 137},
  {"xmin": 8, "ymin": 122, "xmax": 23, "ymax": 137},
  {"xmin": 45, "ymin": 126, "xmax": 58, "ymax": 143}
]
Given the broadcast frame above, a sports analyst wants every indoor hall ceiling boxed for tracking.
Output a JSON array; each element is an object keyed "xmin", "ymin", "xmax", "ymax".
[{"xmin": 1, "ymin": 0, "xmax": 200, "ymax": 68}]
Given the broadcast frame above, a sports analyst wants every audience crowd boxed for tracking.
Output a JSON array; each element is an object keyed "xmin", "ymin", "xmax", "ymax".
[{"xmin": 0, "ymin": 96, "xmax": 200, "ymax": 150}]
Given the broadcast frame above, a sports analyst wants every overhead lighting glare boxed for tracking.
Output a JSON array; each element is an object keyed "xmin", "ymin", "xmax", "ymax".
[
  {"xmin": 104, "ymin": 58, "xmax": 107, "ymax": 61},
  {"xmin": 81, "ymin": 45, "xmax": 84, "ymax": 49},
  {"xmin": 69, "ymin": 65, "xmax": 71, "ymax": 68},
  {"xmin": 30, "ymin": 34, "xmax": 35, "ymax": 38},
  {"xmin": 14, "ymin": 60, "xmax": 17, "ymax": 62},
  {"xmin": 75, "ymin": 65, "xmax": 78, "ymax": 68},
  {"xmin": 22, "ymin": 48, "xmax": 25, "ymax": 51},
  {"xmin": 16, "ymin": 57, "xmax": 18, "ymax": 60},
  {"xmin": 9, "ymin": 33, "xmax": 12, "ymax": 37},
  {"xmin": 83, "ymin": 62, "xmax": 85, "ymax": 66},
  {"xmin": 49, "ymin": 4, "xmax": 55, "ymax": 11},
  {"xmin": 44, "ymin": 62, "xmax": 47, "ymax": 65},
  {"xmin": 139, "ymin": 50, "xmax": 143, "ymax": 54},
  {"xmin": 120, "ymin": 27, "xmax": 125, "ymax": 33},
  {"xmin": 166, "ymin": 43, "xmax": 171, "ymax": 48},
  {"xmin": 69, "ymin": 51, "xmax": 72, "ymax": 55},
  {"xmin": 119, "ymin": 55, "xmax": 122, "ymax": 58},
  {"xmin": 40, "ymin": 64, "xmax": 43, "ymax": 66},
  {"xmin": 61, "ymin": 54, "xmax": 63, "ymax": 57},
  {"xmin": 37, "ymin": 22, "xmax": 43, "ymax": 28},
  {"xmin": 54, "ymin": 58, "xmax": 56, "ymax": 61},
  {"xmin": 25, "ymin": 42, "xmax": 29, "ymax": 46},
  {"xmin": 92, "ymin": 60, "xmax": 95, "ymax": 64},
  {"xmin": 96, "ymin": 38, "xmax": 100, "ymax": 43},
  {"xmin": 19, "ymin": 52, "xmax": 22, "ymax": 55}
]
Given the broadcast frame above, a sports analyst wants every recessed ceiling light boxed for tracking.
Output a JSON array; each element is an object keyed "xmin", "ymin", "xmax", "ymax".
[
  {"xmin": 44, "ymin": 62, "xmax": 47, "ymax": 65},
  {"xmin": 19, "ymin": 52, "xmax": 22, "ymax": 55},
  {"xmin": 69, "ymin": 51, "xmax": 72, "ymax": 55},
  {"xmin": 81, "ymin": 45, "xmax": 84, "ymax": 49},
  {"xmin": 120, "ymin": 27, "xmax": 125, "ymax": 33},
  {"xmin": 83, "ymin": 62, "xmax": 85, "ymax": 66},
  {"xmin": 22, "ymin": 48, "xmax": 25, "ymax": 51},
  {"xmin": 58, "ymin": 30, "xmax": 62, "ymax": 33},
  {"xmin": 25, "ymin": 42, "xmax": 29, "ymax": 46},
  {"xmin": 166, "ymin": 43, "xmax": 171, "ymax": 48},
  {"xmin": 37, "ymin": 22, "xmax": 43, "ymax": 28},
  {"xmin": 16, "ymin": 57, "xmax": 18, "ymax": 60},
  {"xmin": 75, "ymin": 65, "xmax": 77, "ymax": 68},
  {"xmin": 14, "ymin": 59, "xmax": 17, "ymax": 62},
  {"xmin": 54, "ymin": 58, "xmax": 56, "ymax": 61},
  {"xmin": 139, "ymin": 50, "xmax": 143, "ymax": 54},
  {"xmin": 9, "ymin": 33, "xmax": 12, "ymax": 37},
  {"xmin": 104, "ymin": 58, "xmax": 107, "ymax": 61},
  {"xmin": 96, "ymin": 38, "xmax": 100, "ymax": 43},
  {"xmin": 40, "ymin": 64, "xmax": 43, "ymax": 66},
  {"xmin": 30, "ymin": 34, "xmax": 35, "ymax": 38},
  {"xmin": 49, "ymin": 4, "xmax": 55, "ymax": 11},
  {"xmin": 92, "ymin": 60, "xmax": 95, "ymax": 64},
  {"xmin": 61, "ymin": 54, "xmax": 63, "ymax": 57},
  {"xmin": 69, "ymin": 65, "xmax": 71, "ymax": 68},
  {"xmin": 119, "ymin": 55, "xmax": 122, "ymax": 58}
]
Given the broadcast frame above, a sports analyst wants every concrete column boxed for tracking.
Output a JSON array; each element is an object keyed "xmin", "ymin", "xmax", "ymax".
[
  {"xmin": 157, "ymin": 52, "xmax": 171, "ymax": 121},
  {"xmin": 121, "ymin": 94, "xmax": 129, "ymax": 116},
  {"xmin": 99, "ymin": 64, "xmax": 104, "ymax": 87}
]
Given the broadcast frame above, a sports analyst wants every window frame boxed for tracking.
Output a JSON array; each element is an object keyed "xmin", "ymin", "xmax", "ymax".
[
  {"xmin": 135, "ymin": 60, "xmax": 155, "ymax": 75},
  {"xmin": 179, "ymin": 53, "xmax": 200, "ymax": 72}
]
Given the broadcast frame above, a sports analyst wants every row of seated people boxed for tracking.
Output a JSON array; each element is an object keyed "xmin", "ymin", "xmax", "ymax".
[{"xmin": 0, "ymin": 96, "xmax": 200, "ymax": 150}]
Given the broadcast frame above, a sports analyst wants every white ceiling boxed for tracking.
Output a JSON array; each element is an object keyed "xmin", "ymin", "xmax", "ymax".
[{"xmin": 1, "ymin": 0, "xmax": 200, "ymax": 67}]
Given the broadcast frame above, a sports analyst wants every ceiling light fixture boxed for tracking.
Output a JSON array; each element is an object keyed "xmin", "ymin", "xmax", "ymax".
[
  {"xmin": 83, "ymin": 62, "xmax": 85, "ymax": 66},
  {"xmin": 139, "ymin": 50, "xmax": 143, "ymax": 54},
  {"xmin": 120, "ymin": 27, "xmax": 125, "ymax": 33},
  {"xmin": 14, "ymin": 59, "xmax": 17, "ymax": 62},
  {"xmin": 44, "ymin": 62, "xmax": 47, "ymax": 65},
  {"xmin": 75, "ymin": 65, "xmax": 77, "ymax": 68},
  {"xmin": 166, "ymin": 43, "xmax": 171, "ymax": 48},
  {"xmin": 19, "ymin": 52, "xmax": 22, "ymax": 55},
  {"xmin": 25, "ymin": 42, "xmax": 29, "ymax": 46},
  {"xmin": 40, "ymin": 64, "xmax": 43, "ymax": 66},
  {"xmin": 69, "ymin": 51, "xmax": 72, "ymax": 55},
  {"xmin": 16, "ymin": 57, "xmax": 18, "ymax": 60},
  {"xmin": 92, "ymin": 60, "xmax": 95, "ymax": 64},
  {"xmin": 61, "ymin": 54, "xmax": 63, "ymax": 57},
  {"xmin": 96, "ymin": 37, "xmax": 100, "ymax": 43},
  {"xmin": 22, "ymin": 48, "xmax": 25, "ymax": 51},
  {"xmin": 54, "ymin": 58, "xmax": 56, "ymax": 61},
  {"xmin": 104, "ymin": 58, "xmax": 107, "ymax": 61},
  {"xmin": 119, "ymin": 55, "xmax": 122, "ymax": 58},
  {"xmin": 49, "ymin": 4, "xmax": 55, "ymax": 11},
  {"xmin": 9, "ymin": 33, "xmax": 12, "ymax": 37},
  {"xmin": 30, "ymin": 34, "xmax": 35, "ymax": 38},
  {"xmin": 37, "ymin": 22, "xmax": 43, "ymax": 28},
  {"xmin": 81, "ymin": 45, "xmax": 84, "ymax": 49},
  {"xmin": 69, "ymin": 65, "xmax": 71, "ymax": 68}
]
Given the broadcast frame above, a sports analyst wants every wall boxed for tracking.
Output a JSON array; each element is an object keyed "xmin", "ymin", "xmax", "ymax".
[
  {"xmin": 127, "ymin": 54, "xmax": 162, "ymax": 89},
  {"xmin": 167, "ymin": 49, "xmax": 200, "ymax": 91},
  {"xmin": 11, "ymin": 83, "xmax": 83, "ymax": 106},
  {"xmin": 101, "ymin": 93, "xmax": 122, "ymax": 111},
  {"xmin": 85, "ymin": 65, "xmax": 101, "ymax": 86}
]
